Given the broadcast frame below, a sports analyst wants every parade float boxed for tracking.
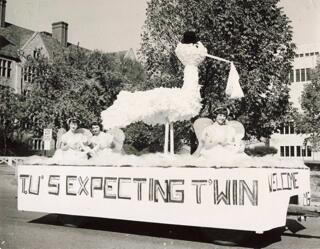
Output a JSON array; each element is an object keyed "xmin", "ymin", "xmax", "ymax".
[{"xmin": 17, "ymin": 32, "xmax": 311, "ymax": 234}]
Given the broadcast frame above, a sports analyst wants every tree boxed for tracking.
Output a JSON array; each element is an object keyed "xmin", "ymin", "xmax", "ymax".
[
  {"xmin": 295, "ymin": 60, "xmax": 320, "ymax": 152},
  {"xmin": 18, "ymin": 48, "xmax": 144, "ymax": 140},
  {"xmin": 139, "ymin": 0, "xmax": 295, "ymax": 151},
  {"xmin": 0, "ymin": 82, "xmax": 24, "ymax": 155}
]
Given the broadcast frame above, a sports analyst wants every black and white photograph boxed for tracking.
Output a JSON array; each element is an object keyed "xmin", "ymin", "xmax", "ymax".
[{"xmin": 0, "ymin": 0, "xmax": 320, "ymax": 248}]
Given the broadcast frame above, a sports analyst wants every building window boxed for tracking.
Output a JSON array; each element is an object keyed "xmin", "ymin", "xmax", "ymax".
[
  {"xmin": 302, "ymin": 146, "xmax": 312, "ymax": 157},
  {"xmin": 280, "ymin": 145, "xmax": 311, "ymax": 158},
  {"xmin": 33, "ymin": 48, "xmax": 42, "ymax": 59},
  {"xmin": 315, "ymin": 52, "xmax": 319, "ymax": 55},
  {"xmin": 299, "ymin": 54, "xmax": 304, "ymax": 57},
  {"xmin": 284, "ymin": 125, "xmax": 289, "ymax": 134},
  {"xmin": 295, "ymin": 69, "xmax": 300, "ymax": 82},
  {"xmin": 280, "ymin": 146, "xmax": 284, "ymax": 157},
  {"xmin": 290, "ymin": 123, "xmax": 295, "ymax": 134},
  {"xmin": 279, "ymin": 122, "xmax": 295, "ymax": 134},
  {"xmin": 8, "ymin": 61, "xmax": 11, "ymax": 77},
  {"xmin": 290, "ymin": 146, "xmax": 295, "ymax": 157},
  {"xmin": 307, "ymin": 146, "xmax": 312, "ymax": 157},
  {"xmin": 285, "ymin": 146, "xmax": 290, "ymax": 157},
  {"xmin": 279, "ymin": 126, "xmax": 284, "ymax": 134},
  {"xmin": 305, "ymin": 53, "xmax": 310, "ymax": 56},
  {"xmin": 1, "ymin": 60, "xmax": 5, "ymax": 77},
  {"xmin": 293, "ymin": 68, "xmax": 313, "ymax": 82},
  {"xmin": 306, "ymin": 68, "xmax": 311, "ymax": 81},
  {"xmin": 0, "ymin": 58, "xmax": 12, "ymax": 78},
  {"xmin": 289, "ymin": 69, "xmax": 294, "ymax": 83},
  {"xmin": 301, "ymin": 68, "xmax": 306, "ymax": 82},
  {"xmin": 279, "ymin": 125, "xmax": 284, "ymax": 134},
  {"xmin": 296, "ymin": 146, "xmax": 301, "ymax": 157},
  {"xmin": 22, "ymin": 66, "xmax": 35, "ymax": 83},
  {"xmin": 302, "ymin": 147, "xmax": 306, "ymax": 157}
]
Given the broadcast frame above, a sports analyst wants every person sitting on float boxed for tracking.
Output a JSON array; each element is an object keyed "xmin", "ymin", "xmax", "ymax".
[
  {"xmin": 193, "ymin": 107, "xmax": 244, "ymax": 158},
  {"xmin": 52, "ymin": 118, "xmax": 90, "ymax": 162},
  {"xmin": 87, "ymin": 121, "xmax": 115, "ymax": 158}
]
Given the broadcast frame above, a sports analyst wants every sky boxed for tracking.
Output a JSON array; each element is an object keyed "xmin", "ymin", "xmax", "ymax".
[
  {"xmin": 6, "ymin": 0, "xmax": 320, "ymax": 52},
  {"xmin": 7, "ymin": 0, "xmax": 147, "ymax": 52},
  {"xmin": 279, "ymin": 0, "xmax": 320, "ymax": 45}
]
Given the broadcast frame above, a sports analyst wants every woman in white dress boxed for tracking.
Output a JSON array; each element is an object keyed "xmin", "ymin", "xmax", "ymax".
[
  {"xmin": 193, "ymin": 107, "xmax": 247, "ymax": 161},
  {"xmin": 51, "ymin": 118, "xmax": 90, "ymax": 164}
]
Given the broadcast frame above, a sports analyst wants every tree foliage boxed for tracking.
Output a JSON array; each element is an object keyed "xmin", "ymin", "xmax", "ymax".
[
  {"xmin": 0, "ymin": 82, "xmax": 24, "ymax": 155},
  {"xmin": 139, "ymin": 0, "xmax": 295, "ymax": 150},
  {"xmin": 295, "ymin": 60, "xmax": 320, "ymax": 151},
  {"xmin": 18, "ymin": 48, "xmax": 144, "ymax": 139}
]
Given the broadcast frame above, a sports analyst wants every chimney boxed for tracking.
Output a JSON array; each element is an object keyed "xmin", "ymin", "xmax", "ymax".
[
  {"xmin": 0, "ymin": 0, "xmax": 6, "ymax": 28},
  {"xmin": 52, "ymin": 21, "xmax": 68, "ymax": 47}
]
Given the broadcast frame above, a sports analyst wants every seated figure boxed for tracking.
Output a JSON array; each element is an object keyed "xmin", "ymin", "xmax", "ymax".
[
  {"xmin": 87, "ymin": 122, "xmax": 114, "ymax": 157},
  {"xmin": 87, "ymin": 121, "xmax": 125, "ymax": 158},
  {"xmin": 193, "ymin": 107, "xmax": 245, "ymax": 158},
  {"xmin": 51, "ymin": 118, "xmax": 91, "ymax": 163}
]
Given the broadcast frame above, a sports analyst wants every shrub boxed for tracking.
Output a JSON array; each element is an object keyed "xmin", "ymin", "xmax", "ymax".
[{"xmin": 245, "ymin": 145, "xmax": 277, "ymax": 157}]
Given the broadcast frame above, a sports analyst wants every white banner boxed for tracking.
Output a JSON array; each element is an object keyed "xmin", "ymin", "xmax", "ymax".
[{"xmin": 17, "ymin": 164, "xmax": 310, "ymax": 233}]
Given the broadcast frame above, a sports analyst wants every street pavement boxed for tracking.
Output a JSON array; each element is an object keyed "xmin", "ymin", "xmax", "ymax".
[{"xmin": 0, "ymin": 164, "xmax": 320, "ymax": 249}]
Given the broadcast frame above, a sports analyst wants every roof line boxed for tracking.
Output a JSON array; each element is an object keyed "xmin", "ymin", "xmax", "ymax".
[
  {"xmin": 38, "ymin": 32, "xmax": 50, "ymax": 57},
  {"xmin": 0, "ymin": 34, "xmax": 15, "ymax": 45},
  {"xmin": 20, "ymin": 31, "xmax": 38, "ymax": 50}
]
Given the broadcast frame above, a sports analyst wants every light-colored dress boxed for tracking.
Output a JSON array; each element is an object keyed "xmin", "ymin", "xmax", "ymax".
[
  {"xmin": 51, "ymin": 130, "xmax": 89, "ymax": 164},
  {"xmin": 199, "ymin": 122, "xmax": 247, "ymax": 161},
  {"xmin": 89, "ymin": 132, "xmax": 114, "ymax": 156},
  {"xmin": 101, "ymin": 42, "xmax": 207, "ymax": 129},
  {"xmin": 201, "ymin": 123, "xmax": 236, "ymax": 149}
]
